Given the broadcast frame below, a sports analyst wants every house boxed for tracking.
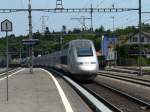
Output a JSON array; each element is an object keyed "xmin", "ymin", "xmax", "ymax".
[
  {"xmin": 125, "ymin": 32, "xmax": 150, "ymax": 45},
  {"xmin": 120, "ymin": 32, "xmax": 150, "ymax": 57}
]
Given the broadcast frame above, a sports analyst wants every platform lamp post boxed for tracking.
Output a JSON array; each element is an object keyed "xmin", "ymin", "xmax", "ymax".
[{"xmin": 1, "ymin": 19, "xmax": 13, "ymax": 101}]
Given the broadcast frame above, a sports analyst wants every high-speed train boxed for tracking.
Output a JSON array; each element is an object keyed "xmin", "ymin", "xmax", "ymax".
[{"xmin": 33, "ymin": 39, "xmax": 99, "ymax": 80}]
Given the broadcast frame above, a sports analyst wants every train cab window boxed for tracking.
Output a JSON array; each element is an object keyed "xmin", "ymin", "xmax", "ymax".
[{"xmin": 77, "ymin": 47, "xmax": 93, "ymax": 57}]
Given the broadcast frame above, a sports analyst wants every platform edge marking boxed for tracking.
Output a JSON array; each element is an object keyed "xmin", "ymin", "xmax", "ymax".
[{"xmin": 40, "ymin": 68, "xmax": 74, "ymax": 112}]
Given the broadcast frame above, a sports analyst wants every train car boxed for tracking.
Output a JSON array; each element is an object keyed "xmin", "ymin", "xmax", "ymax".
[
  {"xmin": 34, "ymin": 39, "xmax": 99, "ymax": 80},
  {"xmin": 10, "ymin": 58, "xmax": 21, "ymax": 67}
]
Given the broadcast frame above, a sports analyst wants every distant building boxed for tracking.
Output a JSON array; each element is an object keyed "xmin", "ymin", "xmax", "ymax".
[
  {"xmin": 120, "ymin": 32, "xmax": 150, "ymax": 57},
  {"xmin": 125, "ymin": 32, "xmax": 150, "ymax": 45}
]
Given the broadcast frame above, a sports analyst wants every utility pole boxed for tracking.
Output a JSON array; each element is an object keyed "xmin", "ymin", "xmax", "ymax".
[
  {"xmin": 60, "ymin": 26, "xmax": 63, "ymax": 50},
  {"xmin": 111, "ymin": 3, "xmax": 115, "ymax": 32},
  {"xmin": 90, "ymin": 4, "xmax": 93, "ymax": 32},
  {"xmin": 139, "ymin": 0, "xmax": 142, "ymax": 76},
  {"xmin": 19, "ymin": 48, "xmax": 22, "ymax": 64},
  {"xmin": 28, "ymin": 0, "xmax": 33, "ymax": 73},
  {"xmin": 56, "ymin": 0, "xmax": 63, "ymax": 9},
  {"xmin": 111, "ymin": 16, "xmax": 115, "ymax": 32},
  {"xmin": 71, "ymin": 16, "xmax": 91, "ymax": 31},
  {"xmin": 41, "ymin": 16, "xmax": 49, "ymax": 35}
]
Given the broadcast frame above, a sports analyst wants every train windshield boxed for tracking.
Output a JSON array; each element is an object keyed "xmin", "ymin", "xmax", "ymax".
[{"xmin": 77, "ymin": 47, "xmax": 93, "ymax": 57}]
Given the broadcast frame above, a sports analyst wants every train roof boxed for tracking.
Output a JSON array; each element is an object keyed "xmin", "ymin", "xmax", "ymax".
[
  {"xmin": 69, "ymin": 39, "xmax": 93, "ymax": 47},
  {"xmin": 69, "ymin": 39, "xmax": 92, "ymax": 43}
]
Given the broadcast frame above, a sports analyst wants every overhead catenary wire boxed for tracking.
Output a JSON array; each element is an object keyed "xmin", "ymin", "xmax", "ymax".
[
  {"xmin": 100, "ymin": 0, "xmax": 145, "ymax": 31},
  {"xmin": 0, "ymin": 0, "xmax": 144, "ymax": 35},
  {"xmin": 70, "ymin": 0, "xmax": 93, "ymax": 31},
  {"xmin": 100, "ymin": 12, "xmax": 136, "ymax": 30},
  {"xmin": 114, "ymin": 1, "xmax": 150, "ymax": 28},
  {"xmin": 94, "ymin": 0, "xmax": 129, "ymax": 31}
]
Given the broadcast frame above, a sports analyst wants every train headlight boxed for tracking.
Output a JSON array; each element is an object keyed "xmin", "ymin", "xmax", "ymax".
[
  {"xmin": 77, "ymin": 62, "xmax": 83, "ymax": 65},
  {"xmin": 91, "ymin": 62, "xmax": 96, "ymax": 64}
]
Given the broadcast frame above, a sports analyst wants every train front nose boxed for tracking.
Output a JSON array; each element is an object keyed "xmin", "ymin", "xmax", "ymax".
[{"xmin": 77, "ymin": 61, "xmax": 98, "ymax": 74}]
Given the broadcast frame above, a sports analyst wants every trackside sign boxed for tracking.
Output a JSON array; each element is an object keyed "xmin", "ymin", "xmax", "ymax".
[{"xmin": 1, "ymin": 19, "xmax": 12, "ymax": 32}]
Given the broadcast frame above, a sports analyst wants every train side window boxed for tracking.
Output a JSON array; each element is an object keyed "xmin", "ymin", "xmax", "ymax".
[{"xmin": 69, "ymin": 49, "xmax": 71, "ymax": 54}]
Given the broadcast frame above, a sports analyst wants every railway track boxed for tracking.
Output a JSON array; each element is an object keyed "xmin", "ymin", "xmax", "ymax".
[
  {"xmin": 98, "ymin": 71, "xmax": 150, "ymax": 87},
  {"xmin": 108, "ymin": 67, "xmax": 150, "ymax": 75},
  {"xmin": 46, "ymin": 68, "xmax": 150, "ymax": 112},
  {"xmin": 0, "ymin": 68, "xmax": 20, "ymax": 78},
  {"xmin": 47, "ymin": 68, "xmax": 120, "ymax": 112},
  {"xmin": 83, "ymin": 81, "xmax": 150, "ymax": 112}
]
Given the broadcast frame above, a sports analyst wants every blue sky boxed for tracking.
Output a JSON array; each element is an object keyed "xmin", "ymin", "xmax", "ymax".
[{"xmin": 0, "ymin": 0, "xmax": 150, "ymax": 36}]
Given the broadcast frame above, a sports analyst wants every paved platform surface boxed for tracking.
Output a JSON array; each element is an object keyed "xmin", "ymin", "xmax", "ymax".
[{"xmin": 0, "ymin": 68, "xmax": 66, "ymax": 112}]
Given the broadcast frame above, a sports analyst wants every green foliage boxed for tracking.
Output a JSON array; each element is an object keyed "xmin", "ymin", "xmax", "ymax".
[
  {"xmin": 115, "ymin": 26, "xmax": 137, "ymax": 36},
  {"xmin": 0, "ymin": 38, "xmax": 5, "ymax": 50},
  {"xmin": 137, "ymin": 57, "xmax": 150, "ymax": 66},
  {"xmin": 1, "ymin": 24, "xmax": 150, "ymax": 61},
  {"xmin": 138, "ymin": 57, "xmax": 146, "ymax": 65},
  {"xmin": 117, "ymin": 45, "xmax": 129, "ymax": 58}
]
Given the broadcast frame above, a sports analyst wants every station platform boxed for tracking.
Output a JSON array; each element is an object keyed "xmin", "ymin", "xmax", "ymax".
[{"xmin": 0, "ymin": 68, "xmax": 92, "ymax": 112}]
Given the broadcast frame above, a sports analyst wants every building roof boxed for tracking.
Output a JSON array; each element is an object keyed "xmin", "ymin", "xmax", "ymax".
[{"xmin": 119, "ymin": 32, "xmax": 150, "ymax": 46}]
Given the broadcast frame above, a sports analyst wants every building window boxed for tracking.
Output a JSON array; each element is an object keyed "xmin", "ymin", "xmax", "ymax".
[
  {"xmin": 140, "ymin": 37, "xmax": 144, "ymax": 42},
  {"xmin": 130, "ymin": 37, "xmax": 132, "ymax": 42},
  {"xmin": 132, "ymin": 37, "xmax": 138, "ymax": 42},
  {"xmin": 147, "ymin": 38, "xmax": 150, "ymax": 42}
]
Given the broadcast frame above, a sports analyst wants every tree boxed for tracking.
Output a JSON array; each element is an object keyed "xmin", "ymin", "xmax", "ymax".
[
  {"xmin": 62, "ymin": 25, "xmax": 66, "ymax": 33},
  {"xmin": 95, "ymin": 26, "xmax": 105, "ymax": 33},
  {"xmin": 44, "ymin": 27, "xmax": 50, "ymax": 36},
  {"xmin": 73, "ymin": 28, "xmax": 81, "ymax": 33}
]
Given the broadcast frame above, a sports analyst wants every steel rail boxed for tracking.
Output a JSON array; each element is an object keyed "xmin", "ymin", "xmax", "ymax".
[
  {"xmin": 0, "ymin": 68, "xmax": 20, "ymax": 77},
  {"xmin": 108, "ymin": 67, "xmax": 150, "ymax": 75},
  {"xmin": 99, "ymin": 71, "xmax": 150, "ymax": 83},
  {"xmin": 95, "ymin": 81, "xmax": 150, "ymax": 109},
  {"xmin": 98, "ymin": 72, "xmax": 150, "ymax": 87},
  {"xmin": 82, "ymin": 84, "xmax": 123, "ymax": 112}
]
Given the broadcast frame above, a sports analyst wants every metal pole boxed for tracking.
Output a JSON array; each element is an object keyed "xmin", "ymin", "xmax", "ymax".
[
  {"xmin": 6, "ymin": 23, "xmax": 8, "ymax": 101},
  {"xmin": 110, "ymin": 16, "xmax": 115, "ymax": 32},
  {"xmin": 113, "ymin": 16, "xmax": 114, "ymax": 32},
  {"xmin": 60, "ymin": 27, "xmax": 63, "ymax": 50},
  {"xmin": 41, "ymin": 16, "xmax": 49, "ymax": 35},
  {"xmin": 139, "ymin": 0, "xmax": 142, "ymax": 76},
  {"xmin": 41, "ymin": 16, "xmax": 45, "ymax": 35},
  {"xmin": 28, "ymin": 0, "xmax": 33, "ymax": 73},
  {"xmin": 90, "ymin": 4, "xmax": 93, "ymax": 32},
  {"xmin": 83, "ymin": 17, "xmax": 86, "ymax": 31},
  {"xmin": 19, "ymin": 48, "xmax": 22, "ymax": 64}
]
